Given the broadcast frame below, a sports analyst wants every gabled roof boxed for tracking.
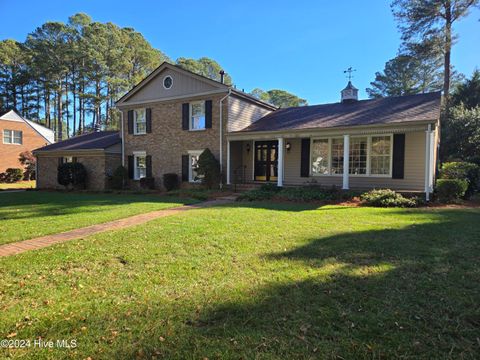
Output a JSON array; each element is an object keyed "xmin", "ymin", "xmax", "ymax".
[
  {"xmin": 115, "ymin": 62, "xmax": 228, "ymax": 105},
  {"xmin": 115, "ymin": 61, "xmax": 277, "ymax": 110},
  {"xmin": 0, "ymin": 109, "xmax": 54, "ymax": 143},
  {"xmin": 34, "ymin": 131, "xmax": 120, "ymax": 153},
  {"xmin": 237, "ymin": 92, "xmax": 442, "ymax": 133}
]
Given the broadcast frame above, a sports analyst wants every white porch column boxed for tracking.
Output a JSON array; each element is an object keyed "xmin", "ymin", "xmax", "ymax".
[
  {"xmin": 277, "ymin": 137, "xmax": 284, "ymax": 187},
  {"xmin": 342, "ymin": 134, "xmax": 350, "ymax": 190},
  {"xmin": 424, "ymin": 124, "xmax": 432, "ymax": 201},
  {"xmin": 226, "ymin": 140, "xmax": 231, "ymax": 185}
]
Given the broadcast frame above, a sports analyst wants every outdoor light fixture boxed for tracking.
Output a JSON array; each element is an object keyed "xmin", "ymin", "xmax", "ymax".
[
  {"xmin": 286, "ymin": 142, "xmax": 291, "ymax": 151},
  {"xmin": 246, "ymin": 143, "xmax": 251, "ymax": 152}
]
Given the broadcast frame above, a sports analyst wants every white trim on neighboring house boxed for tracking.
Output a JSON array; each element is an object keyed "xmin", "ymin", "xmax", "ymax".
[{"xmin": 0, "ymin": 110, "xmax": 54, "ymax": 144}]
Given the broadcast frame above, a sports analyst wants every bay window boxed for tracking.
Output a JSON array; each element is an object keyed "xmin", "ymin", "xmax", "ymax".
[{"xmin": 310, "ymin": 135, "xmax": 392, "ymax": 177}]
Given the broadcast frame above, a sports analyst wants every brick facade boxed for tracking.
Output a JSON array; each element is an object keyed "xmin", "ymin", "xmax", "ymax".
[
  {"xmin": 0, "ymin": 120, "xmax": 51, "ymax": 173},
  {"xmin": 122, "ymin": 93, "xmax": 229, "ymax": 189},
  {"xmin": 36, "ymin": 152, "xmax": 121, "ymax": 191}
]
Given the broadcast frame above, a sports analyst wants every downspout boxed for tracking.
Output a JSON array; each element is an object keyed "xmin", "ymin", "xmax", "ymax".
[
  {"xmin": 219, "ymin": 88, "xmax": 232, "ymax": 189},
  {"xmin": 120, "ymin": 110, "xmax": 125, "ymax": 167},
  {"xmin": 424, "ymin": 124, "xmax": 432, "ymax": 201}
]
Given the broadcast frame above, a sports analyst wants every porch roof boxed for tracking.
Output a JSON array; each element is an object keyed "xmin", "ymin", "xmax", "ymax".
[{"xmin": 235, "ymin": 92, "xmax": 441, "ymax": 133}]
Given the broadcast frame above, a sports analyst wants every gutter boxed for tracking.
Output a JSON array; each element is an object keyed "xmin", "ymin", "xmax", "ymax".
[
  {"xmin": 219, "ymin": 89, "xmax": 232, "ymax": 188},
  {"xmin": 120, "ymin": 111, "xmax": 125, "ymax": 167}
]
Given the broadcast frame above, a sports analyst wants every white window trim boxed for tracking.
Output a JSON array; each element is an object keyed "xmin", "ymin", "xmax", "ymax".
[
  {"xmin": 3, "ymin": 129, "xmax": 22, "ymax": 145},
  {"xmin": 133, "ymin": 151, "xmax": 146, "ymax": 180},
  {"xmin": 309, "ymin": 134, "xmax": 393, "ymax": 178},
  {"xmin": 133, "ymin": 109, "xmax": 146, "ymax": 135},
  {"xmin": 163, "ymin": 75, "xmax": 173, "ymax": 89},
  {"xmin": 188, "ymin": 150, "xmax": 204, "ymax": 183},
  {"xmin": 189, "ymin": 101, "xmax": 206, "ymax": 131}
]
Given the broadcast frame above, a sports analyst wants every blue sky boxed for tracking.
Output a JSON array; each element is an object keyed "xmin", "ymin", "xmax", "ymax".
[{"xmin": 1, "ymin": 0, "xmax": 479, "ymax": 104}]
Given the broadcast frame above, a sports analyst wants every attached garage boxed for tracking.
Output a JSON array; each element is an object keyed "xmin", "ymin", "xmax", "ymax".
[{"xmin": 34, "ymin": 131, "xmax": 121, "ymax": 191}]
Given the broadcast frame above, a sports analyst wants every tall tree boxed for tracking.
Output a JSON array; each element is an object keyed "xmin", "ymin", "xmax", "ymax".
[
  {"xmin": 451, "ymin": 69, "xmax": 480, "ymax": 108},
  {"xmin": 366, "ymin": 54, "xmax": 444, "ymax": 98},
  {"xmin": 251, "ymin": 88, "xmax": 307, "ymax": 108},
  {"xmin": 392, "ymin": 0, "xmax": 479, "ymax": 99},
  {"xmin": 176, "ymin": 57, "xmax": 232, "ymax": 84}
]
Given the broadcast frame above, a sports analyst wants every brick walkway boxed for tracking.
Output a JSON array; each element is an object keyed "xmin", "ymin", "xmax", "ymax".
[{"xmin": 0, "ymin": 196, "xmax": 236, "ymax": 258}]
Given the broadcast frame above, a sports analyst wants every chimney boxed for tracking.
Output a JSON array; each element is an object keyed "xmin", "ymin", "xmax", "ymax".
[
  {"xmin": 341, "ymin": 81, "xmax": 358, "ymax": 103},
  {"xmin": 219, "ymin": 70, "xmax": 225, "ymax": 84}
]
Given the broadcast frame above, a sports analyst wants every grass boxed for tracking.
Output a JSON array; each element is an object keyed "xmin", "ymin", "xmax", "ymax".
[
  {"xmin": 0, "ymin": 191, "xmax": 198, "ymax": 245},
  {"xmin": 0, "ymin": 201, "xmax": 479, "ymax": 359},
  {"xmin": 0, "ymin": 180, "xmax": 35, "ymax": 190}
]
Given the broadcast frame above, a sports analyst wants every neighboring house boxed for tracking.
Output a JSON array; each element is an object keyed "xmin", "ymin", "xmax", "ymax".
[
  {"xmin": 34, "ymin": 131, "xmax": 121, "ymax": 191},
  {"xmin": 35, "ymin": 61, "xmax": 441, "ymax": 198},
  {"xmin": 0, "ymin": 109, "xmax": 54, "ymax": 173}
]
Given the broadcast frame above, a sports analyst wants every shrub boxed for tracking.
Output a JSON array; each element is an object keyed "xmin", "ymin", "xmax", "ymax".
[
  {"xmin": 196, "ymin": 148, "xmax": 220, "ymax": 189},
  {"xmin": 140, "ymin": 177, "xmax": 155, "ymax": 190},
  {"xmin": 110, "ymin": 165, "xmax": 128, "ymax": 190},
  {"xmin": 4, "ymin": 168, "xmax": 23, "ymax": 183},
  {"xmin": 439, "ymin": 161, "xmax": 479, "ymax": 198},
  {"xmin": 435, "ymin": 179, "xmax": 468, "ymax": 203},
  {"xmin": 163, "ymin": 173, "xmax": 179, "ymax": 191},
  {"xmin": 57, "ymin": 162, "xmax": 87, "ymax": 189},
  {"xmin": 237, "ymin": 188, "xmax": 276, "ymax": 201},
  {"xmin": 360, "ymin": 189, "xmax": 417, "ymax": 208},
  {"xmin": 19, "ymin": 151, "xmax": 36, "ymax": 180}
]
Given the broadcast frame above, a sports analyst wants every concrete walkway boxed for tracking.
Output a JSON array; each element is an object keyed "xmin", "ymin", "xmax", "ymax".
[{"xmin": 0, "ymin": 196, "xmax": 236, "ymax": 258}]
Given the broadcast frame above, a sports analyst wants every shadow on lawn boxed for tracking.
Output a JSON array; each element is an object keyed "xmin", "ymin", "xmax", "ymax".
[
  {"xmin": 172, "ymin": 209, "xmax": 480, "ymax": 359},
  {"xmin": 3, "ymin": 208, "xmax": 479, "ymax": 359},
  {"xmin": 0, "ymin": 191, "xmax": 195, "ymax": 220}
]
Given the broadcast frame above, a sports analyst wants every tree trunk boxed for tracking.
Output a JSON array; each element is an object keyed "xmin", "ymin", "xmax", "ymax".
[
  {"xmin": 65, "ymin": 76, "xmax": 69, "ymax": 138},
  {"xmin": 443, "ymin": 1, "xmax": 452, "ymax": 101},
  {"xmin": 57, "ymin": 87, "xmax": 63, "ymax": 141}
]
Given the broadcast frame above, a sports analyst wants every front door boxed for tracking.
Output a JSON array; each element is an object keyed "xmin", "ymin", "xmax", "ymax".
[{"xmin": 254, "ymin": 141, "xmax": 278, "ymax": 181}]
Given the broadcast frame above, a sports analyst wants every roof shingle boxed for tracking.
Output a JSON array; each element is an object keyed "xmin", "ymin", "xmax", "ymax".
[
  {"xmin": 237, "ymin": 92, "xmax": 441, "ymax": 133},
  {"xmin": 34, "ymin": 131, "xmax": 120, "ymax": 152}
]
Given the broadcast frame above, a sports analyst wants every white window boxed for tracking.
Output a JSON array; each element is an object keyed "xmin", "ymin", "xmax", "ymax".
[
  {"xmin": 134, "ymin": 109, "xmax": 146, "ymax": 135},
  {"xmin": 310, "ymin": 135, "xmax": 392, "ymax": 177},
  {"xmin": 311, "ymin": 139, "xmax": 329, "ymax": 175},
  {"xmin": 3, "ymin": 130, "xmax": 22, "ymax": 144},
  {"xmin": 190, "ymin": 102, "xmax": 205, "ymax": 130},
  {"xmin": 349, "ymin": 137, "xmax": 368, "ymax": 175},
  {"xmin": 188, "ymin": 150, "xmax": 204, "ymax": 182},
  {"xmin": 370, "ymin": 136, "xmax": 392, "ymax": 175},
  {"xmin": 63, "ymin": 156, "xmax": 74, "ymax": 163},
  {"xmin": 134, "ymin": 152, "xmax": 147, "ymax": 180}
]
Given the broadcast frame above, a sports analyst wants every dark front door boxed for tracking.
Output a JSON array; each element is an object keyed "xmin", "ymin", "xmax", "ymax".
[{"xmin": 254, "ymin": 141, "xmax": 278, "ymax": 181}]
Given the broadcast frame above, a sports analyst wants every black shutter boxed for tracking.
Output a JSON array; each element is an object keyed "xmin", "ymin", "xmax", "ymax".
[
  {"xmin": 392, "ymin": 134, "xmax": 405, "ymax": 179},
  {"xmin": 181, "ymin": 155, "xmax": 189, "ymax": 181},
  {"xmin": 146, "ymin": 108, "xmax": 152, "ymax": 133},
  {"xmin": 205, "ymin": 100, "xmax": 212, "ymax": 128},
  {"xmin": 182, "ymin": 103, "xmax": 189, "ymax": 130},
  {"xmin": 127, "ymin": 110, "xmax": 134, "ymax": 134},
  {"xmin": 72, "ymin": 157, "xmax": 77, "ymax": 163},
  {"xmin": 146, "ymin": 155, "xmax": 152, "ymax": 177},
  {"xmin": 300, "ymin": 138, "xmax": 310, "ymax": 177},
  {"xmin": 127, "ymin": 155, "xmax": 134, "ymax": 179},
  {"xmin": 58, "ymin": 157, "xmax": 63, "ymax": 167}
]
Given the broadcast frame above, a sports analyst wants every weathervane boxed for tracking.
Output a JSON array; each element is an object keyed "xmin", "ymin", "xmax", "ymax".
[{"xmin": 343, "ymin": 67, "xmax": 356, "ymax": 81}]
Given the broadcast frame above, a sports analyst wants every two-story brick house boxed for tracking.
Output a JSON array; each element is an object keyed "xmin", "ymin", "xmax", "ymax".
[
  {"xmin": 0, "ymin": 109, "xmax": 54, "ymax": 173},
  {"xmin": 36, "ymin": 62, "xmax": 441, "ymax": 199}
]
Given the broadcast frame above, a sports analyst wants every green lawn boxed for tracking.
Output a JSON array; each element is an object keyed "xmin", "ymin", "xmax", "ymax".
[
  {"xmin": 0, "ymin": 180, "xmax": 35, "ymax": 190},
  {"xmin": 0, "ymin": 191, "xmax": 197, "ymax": 245},
  {"xmin": 0, "ymin": 202, "xmax": 479, "ymax": 359}
]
